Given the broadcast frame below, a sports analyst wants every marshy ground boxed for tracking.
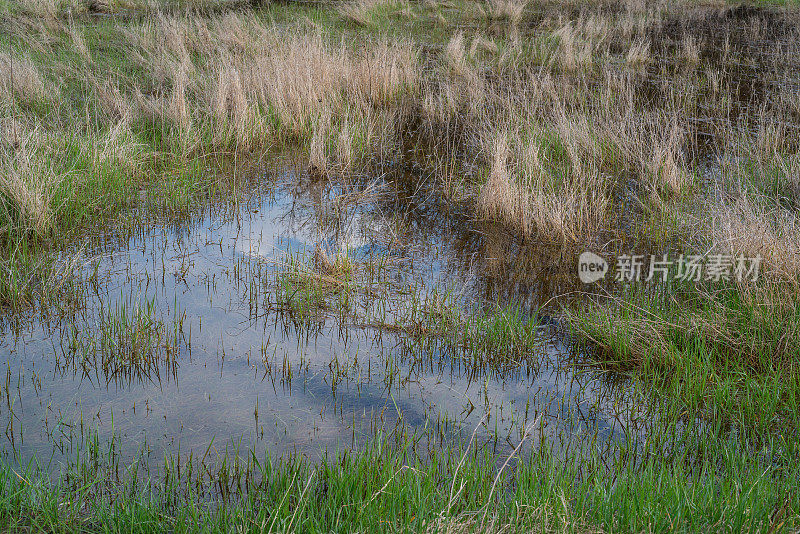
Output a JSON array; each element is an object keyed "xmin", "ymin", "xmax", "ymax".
[{"xmin": 1, "ymin": 0, "xmax": 800, "ymax": 531}]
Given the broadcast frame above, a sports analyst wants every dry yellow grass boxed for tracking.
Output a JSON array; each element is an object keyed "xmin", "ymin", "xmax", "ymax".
[
  {"xmin": 430, "ymin": 29, "xmax": 695, "ymax": 244},
  {"xmin": 445, "ymin": 32, "xmax": 469, "ymax": 76},
  {"xmin": 0, "ymin": 116, "xmax": 25, "ymax": 148},
  {"xmin": 90, "ymin": 77, "xmax": 132, "ymax": 121},
  {"xmin": 469, "ymin": 35, "xmax": 498, "ymax": 57},
  {"xmin": 14, "ymin": 0, "xmax": 62, "ymax": 18},
  {"xmin": 680, "ymin": 34, "xmax": 701, "ymax": 65},
  {"xmin": 625, "ymin": 38, "xmax": 651, "ymax": 66},
  {"xmin": 67, "ymin": 25, "xmax": 91, "ymax": 61},
  {"xmin": 0, "ymin": 131, "xmax": 63, "ymax": 237},
  {"xmin": 521, "ymin": 142, "xmax": 612, "ymax": 243},
  {"xmin": 553, "ymin": 23, "xmax": 594, "ymax": 72},
  {"xmin": 309, "ymin": 110, "xmax": 331, "ymax": 174},
  {"xmin": 477, "ymin": 134, "xmax": 526, "ymax": 232},
  {"xmin": 708, "ymin": 194, "xmax": 800, "ymax": 282},
  {"xmin": 486, "ymin": 0, "xmax": 528, "ymax": 25},
  {"xmin": 0, "ymin": 52, "xmax": 48, "ymax": 104},
  {"xmin": 92, "ymin": 117, "xmax": 146, "ymax": 177},
  {"xmin": 113, "ymin": 14, "xmax": 417, "ymax": 160}
]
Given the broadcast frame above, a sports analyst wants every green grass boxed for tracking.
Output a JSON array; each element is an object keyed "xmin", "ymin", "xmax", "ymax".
[
  {"xmin": 0, "ymin": 426, "xmax": 797, "ymax": 533},
  {"xmin": 568, "ymin": 282, "xmax": 800, "ymax": 434}
]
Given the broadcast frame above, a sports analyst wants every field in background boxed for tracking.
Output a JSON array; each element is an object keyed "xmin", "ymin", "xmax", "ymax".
[{"xmin": 2, "ymin": 0, "xmax": 800, "ymax": 531}]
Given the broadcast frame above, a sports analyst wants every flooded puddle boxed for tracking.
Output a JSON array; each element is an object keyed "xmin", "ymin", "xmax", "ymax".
[{"xmin": 0, "ymin": 166, "xmax": 654, "ymax": 471}]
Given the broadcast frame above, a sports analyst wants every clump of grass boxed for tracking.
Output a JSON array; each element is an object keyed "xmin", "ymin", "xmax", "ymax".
[
  {"xmin": 445, "ymin": 31, "xmax": 469, "ymax": 76},
  {"xmin": 552, "ymin": 22, "xmax": 596, "ymax": 72},
  {"xmin": 10, "ymin": 0, "xmax": 63, "ymax": 18},
  {"xmin": 308, "ymin": 110, "xmax": 330, "ymax": 175},
  {"xmin": 625, "ymin": 37, "xmax": 651, "ymax": 67},
  {"xmin": 274, "ymin": 247, "xmax": 357, "ymax": 322},
  {"xmin": 680, "ymin": 33, "xmax": 701, "ymax": 65},
  {"xmin": 477, "ymin": 134, "xmax": 527, "ymax": 234},
  {"xmin": 273, "ymin": 246, "xmax": 544, "ymax": 367},
  {"xmin": 312, "ymin": 243, "xmax": 355, "ymax": 277},
  {"xmin": 708, "ymin": 131, "xmax": 800, "ymax": 279},
  {"xmin": 486, "ymin": 0, "xmax": 528, "ymax": 26},
  {"xmin": 459, "ymin": 305, "xmax": 542, "ymax": 364},
  {"xmin": 707, "ymin": 194, "xmax": 800, "ymax": 281},
  {"xmin": 0, "ymin": 132, "xmax": 63, "ymax": 238},
  {"xmin": 0, "ymin": 51, "xmax": 48, "ymax": 104},
  {"xmin": 98, "ymin": 298, "xmax": 164, "ymax": 363}
]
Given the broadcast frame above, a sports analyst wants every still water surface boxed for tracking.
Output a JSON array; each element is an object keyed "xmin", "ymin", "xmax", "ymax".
[{"xmin": 0, "ymin": 168, "xmax": 649, "ymax": 470}]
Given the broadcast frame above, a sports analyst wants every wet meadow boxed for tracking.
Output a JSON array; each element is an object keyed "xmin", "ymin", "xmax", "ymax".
[{"xmin": 1, "ymin": 0, "xmax": 800, "ymax": 531}]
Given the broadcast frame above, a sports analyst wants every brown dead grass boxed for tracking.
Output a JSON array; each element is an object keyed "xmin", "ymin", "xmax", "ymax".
[
  {"xmin": 338, "ymin": 0, "xmax": 390, "ymax": 26},
  {"xmin": 708, "ymin": 194, "xmax": 800, "ymax": 282},
  {"xmin": 0, "ymin": 52, "xmax": 48, "ymax": 104},
  {"xmin": 0, "ymin": 130, "xmax": 63, "ymax": 237},
  {"xmin": 486, "ymin": 0, "xmax": 528, "ymax": 26},
  {"xmin": 116, "ymin": 14, "xmax": 417, "ymax": 162},
  {"xmin": 477, "ymin": 134, "xmax": 526, "ymax": 232}
]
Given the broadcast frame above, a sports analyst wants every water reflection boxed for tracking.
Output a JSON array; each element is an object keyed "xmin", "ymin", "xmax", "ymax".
[{"xmin": 0, "ymin": 167, "xmax": 652, "ymax": 471}]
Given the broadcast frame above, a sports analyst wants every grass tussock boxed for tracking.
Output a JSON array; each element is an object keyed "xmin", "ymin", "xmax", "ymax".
[
  {"xmin": 486, "ymin": 0, "xmax": 528, "ymax": 26},
  {"xmin": 0, "ymin": 51, "xmax": 48, "ymax": 104},
  {"xmin": 65, "ymin": 295, "xmax": 182, "ymax": 383},
  {"xmin": 338, "ymin": 0, "xmax": 393, "ymax": 26},
  {"xmin": 477, "ymin": 134, "xmax": 526, "ymax": 233},
  {"xmin": 709, "ymin": 195, "xmax": 800, "ymax": 281},
  {"xmin": 0, "ymin": 132, "xmax": 63, "ymax": 237}
]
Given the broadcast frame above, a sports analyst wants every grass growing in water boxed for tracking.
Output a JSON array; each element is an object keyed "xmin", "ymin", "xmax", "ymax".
[
  {"xmin": 0, "ymin": 425, "xmax": 797, "ymax": 533},
  {"xmin": 64, "ymin": 293, "xmax": 185, "ymax": 384},
  {"xmin": 272, "ymin": 248, "xmax": 545, "ymax": 367}
]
